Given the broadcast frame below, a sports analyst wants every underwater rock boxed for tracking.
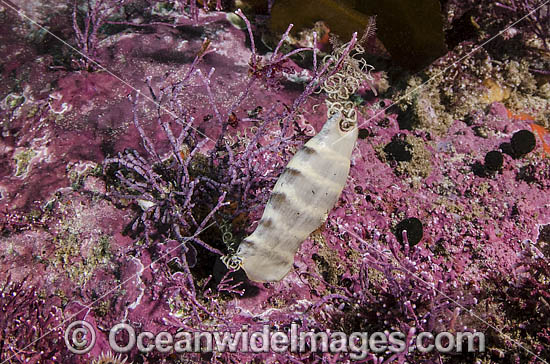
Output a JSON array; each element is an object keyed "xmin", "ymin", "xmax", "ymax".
[
  {"xmin": 269, "ymin": 0, "xmax": 372, "ymax": 46},
  {"xmin": 2, "ymin": 2, "xmax": 550, "ymax": 363},
  {"xmin": 270, "ymin": 0, "xmax": 447, "ymax": 71},
  {"xmin": 444, "ymin": 9, "xmax": 480, "ymax": 48}
]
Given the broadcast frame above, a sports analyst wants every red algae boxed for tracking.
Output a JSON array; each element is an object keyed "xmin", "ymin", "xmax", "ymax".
[{"xmin": 0, "ymin": 0, "xmax": 549, "ymax": 363}]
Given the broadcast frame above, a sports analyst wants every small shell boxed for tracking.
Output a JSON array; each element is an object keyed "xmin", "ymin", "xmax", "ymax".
[{"xmin": 235, "ymin": 113, "xmax": 358, "ymax": 282}]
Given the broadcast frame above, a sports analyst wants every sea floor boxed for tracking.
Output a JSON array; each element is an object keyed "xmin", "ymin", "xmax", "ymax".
[{"xmin": 1, "ymin": 1, "xmax": 549, "ymax": 363}]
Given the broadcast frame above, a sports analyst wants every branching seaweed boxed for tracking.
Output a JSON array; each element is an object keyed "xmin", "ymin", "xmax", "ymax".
[
  {"xmin": 72, "ymin": 0, "xmax": 128, "ymax": 70},
  {"xmin": 0, "ymin": 277, "xmax": 66, "ymax": 363}
]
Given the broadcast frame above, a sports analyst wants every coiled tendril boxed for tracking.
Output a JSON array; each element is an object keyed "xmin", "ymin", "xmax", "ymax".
[{"xmin": 320, "ymin": 39, "xmax": 375, "ymax": 130}]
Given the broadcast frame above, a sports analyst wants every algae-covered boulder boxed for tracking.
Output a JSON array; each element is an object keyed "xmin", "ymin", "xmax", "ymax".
[{"xmin": 270, "ymin": 0, "xmax": 447, "ymax": 70}]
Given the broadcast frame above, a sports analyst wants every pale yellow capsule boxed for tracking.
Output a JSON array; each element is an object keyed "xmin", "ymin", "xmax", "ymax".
[{"xmin": 235, "ymin": 113, "xmax": 358, "ymax": 282}]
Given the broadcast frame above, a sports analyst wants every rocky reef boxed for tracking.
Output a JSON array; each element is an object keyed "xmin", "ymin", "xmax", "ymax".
[{"xmin": 0, "ymin": 0, "xmax": 549, "ymax": 363}]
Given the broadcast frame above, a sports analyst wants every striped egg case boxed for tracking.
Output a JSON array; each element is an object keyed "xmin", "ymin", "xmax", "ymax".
[{"xmin": 235, "ymin": 113, "xmax": 358, "ymax": 282}]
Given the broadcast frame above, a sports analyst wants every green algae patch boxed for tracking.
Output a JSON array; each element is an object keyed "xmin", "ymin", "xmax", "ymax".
[
  {"xmin": 5, "ymin": 94, "xmax": 25, "ymax": 109},
  {"xmin": 14, "ymin": 149, "xmax": 37, "ymax": 177},
  {"xmin": 398, "ymin": 135, "xmax": 433, "ymax": 187},
  {"xmin": 52, "ymin": 231, "xmax": 113, "ymax": 286},
  {"xmin": 66, "ymin": 161, "xmax": 102, "ymax": 190},
  {"xmin": 376, "ymin": 134, "xmax": 432, "ymax": 181}
]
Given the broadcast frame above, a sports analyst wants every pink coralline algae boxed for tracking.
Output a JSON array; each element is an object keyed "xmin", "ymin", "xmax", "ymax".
[
  {"xmin": 0, "ymin": 277, "xmax": 67, "ymax": 363},
  {"xmin": 0, "ymin": 1, "xmax": 549, "ymax": 364}
]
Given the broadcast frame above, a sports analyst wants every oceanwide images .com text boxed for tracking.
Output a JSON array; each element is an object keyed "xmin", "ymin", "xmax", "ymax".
[{"xmin": 65, "ymin": 321, "xmax": 485, "ymax": 359}]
